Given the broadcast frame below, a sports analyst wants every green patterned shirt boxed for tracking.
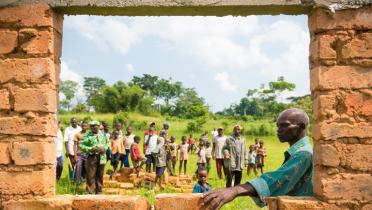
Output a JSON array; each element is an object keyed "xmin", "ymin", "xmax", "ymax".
[
  {"xmin": 248, "ymin": 136, "xmax": 313, "ymax": 207},
  {"xmin": 79, "ymin": 131, "xmax": 109, "ymax": 164}
]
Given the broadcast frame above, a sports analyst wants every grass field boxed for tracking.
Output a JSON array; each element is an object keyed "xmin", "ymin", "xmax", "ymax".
[{"xmin": 57, "ymin": 112, "xmax": 290, "ymax": 209}]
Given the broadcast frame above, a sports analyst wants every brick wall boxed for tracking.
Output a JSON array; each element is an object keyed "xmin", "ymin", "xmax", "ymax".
[
  {"xmin": 0, "ymin": 3, "xmax": 62, "ymax": 205},
  {"xmin": 0, "ymin": 2, "xmax": 371, "ymax": 210},
  {"xmin": 309, "ymin": 7, "xmax": 372, "ymax": 210}
]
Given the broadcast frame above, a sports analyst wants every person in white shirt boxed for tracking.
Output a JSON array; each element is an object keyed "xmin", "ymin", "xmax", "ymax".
[
  {"xmin": 64, "ymin": 117, "xmax": 81, "ymax": 180},
  {"xmin": 56, "ymin": 121, "xmax": 64, "ymax": 181},
  {"xmin": 212, "ymin": 127, "xmax": 228, "ymax": 179},
  {"xmin": 144, "ymin": 123, "xmax": 158, "ymax": 173},
  {"xmin": 211, "ymin": 128, "xmax": 218, "ymax": 138},
  {"xmin": 123, "ymin": 126, "xmax": 135, "ymax": 168}
]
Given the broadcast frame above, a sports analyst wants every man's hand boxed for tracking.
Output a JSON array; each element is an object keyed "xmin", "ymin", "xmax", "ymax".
[
  {"xmin": 202, "ymin": 184, "xmax": 257, "ymax": 210},
  {"xmin": 202, "ymin": 188, "xmax": 238, "ymax": 210}
]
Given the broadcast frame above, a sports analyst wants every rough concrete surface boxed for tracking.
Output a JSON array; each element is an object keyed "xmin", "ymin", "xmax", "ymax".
[{"xmin": 0, "ymin": 0, "xmax": 370, "ymax": 16}]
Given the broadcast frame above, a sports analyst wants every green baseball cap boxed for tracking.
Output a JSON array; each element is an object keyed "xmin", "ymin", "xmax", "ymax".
[{"xmin": 89, "ymin": 120, "xmax": 100, "ymax": 126}]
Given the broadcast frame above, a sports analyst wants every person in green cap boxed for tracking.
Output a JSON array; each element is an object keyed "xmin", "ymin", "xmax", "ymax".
[{"xmin": 79, "ymin": 120, "xmax": 109, "ymax": 194}]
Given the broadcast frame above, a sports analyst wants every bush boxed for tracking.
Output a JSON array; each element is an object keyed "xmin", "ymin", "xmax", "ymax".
[{"xmin": 112, "ymin": 111, "xmax": 130, "ymax": 128}]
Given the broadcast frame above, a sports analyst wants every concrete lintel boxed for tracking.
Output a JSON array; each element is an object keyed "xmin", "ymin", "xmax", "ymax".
[{"xmin": 0, "ymin": 0, "xmax": 313, "ymax": 16}]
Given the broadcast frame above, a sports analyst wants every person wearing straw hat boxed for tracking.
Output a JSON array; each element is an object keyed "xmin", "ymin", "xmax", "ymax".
[
  {"xmin": 79, "ymin": 120, "xmax": 109, "ymax": 194},
  {"xmin": 223, "ymin": 124, "xmax": 248, "ymax": 187}
]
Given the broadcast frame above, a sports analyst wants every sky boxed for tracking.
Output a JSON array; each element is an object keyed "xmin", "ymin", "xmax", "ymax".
[{"xmin": 61, "ymin": 15, "xmax": 310, "ymax": 112}]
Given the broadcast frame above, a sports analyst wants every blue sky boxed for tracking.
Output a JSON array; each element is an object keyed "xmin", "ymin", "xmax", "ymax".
[{"xmin": 61, "ymin": 15, "xmax": 309, "ymax": 112}]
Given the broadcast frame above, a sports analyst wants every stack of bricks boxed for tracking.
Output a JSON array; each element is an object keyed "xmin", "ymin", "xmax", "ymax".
[
  {"xmin": 102, "ymin": 167, "xmax": 195, "ymax": 195},
  {"xmin": 0, "ymin": 3, "xmax": 62, "ymax": 207},
  {"xmin": 309, "ymin": 7, "xmax": 372, "ymax": 210}
]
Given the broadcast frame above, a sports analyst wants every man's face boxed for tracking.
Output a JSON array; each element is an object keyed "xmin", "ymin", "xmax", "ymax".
[
  {"xmin": 149, "ymin": 126, "xmax": 155, "ymax": 132},
  {"xmin": 91, "ymin": 125, "xmax": 99, "ymax": 134},
  {"xmin": 81, "ymin": 123, "xmax": 88, "ymax": 132},
  {"xmin": 233, "ymin": 127, "xmax": 241, "ymax": 136},
  {"xmin": 126, "ymin": 127, "xmax": 132, "ymax": 134},
  {"xmin": 163, "ymin": 124, "xmax": 169, "ymax": 130},
  {"xmin": 217, "ymin": 129, "xmax": 223, "ymax": 136},
  {"xmin": 276, "ymin": 113, "xmax": 301, "ymax": 143},
  {"xmin": 71, "ymin": 118, "xmax": 78, "ymax": 128},
  {"xmin": 103, "ymin": 124, "xmax": 109, "ymax": 132}
]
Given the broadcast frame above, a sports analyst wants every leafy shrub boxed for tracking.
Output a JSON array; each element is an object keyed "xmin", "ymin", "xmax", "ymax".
[{"xmin": 112, "ymin": 111, "xmax": 130, "ymax": 128}]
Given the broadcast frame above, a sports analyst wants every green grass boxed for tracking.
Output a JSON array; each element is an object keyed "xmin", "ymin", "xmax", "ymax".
[{"xmin": 57, "ymin": 113, "xmax": 289, "ymax": 209}]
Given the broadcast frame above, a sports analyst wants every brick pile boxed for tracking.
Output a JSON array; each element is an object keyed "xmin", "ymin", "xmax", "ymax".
[{"xmin": 102, "ymin": 167, "xmax": 195, "ymax": 195}]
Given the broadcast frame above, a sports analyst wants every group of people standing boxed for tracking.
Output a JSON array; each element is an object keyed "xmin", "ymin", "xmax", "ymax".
[{"xmin": 55, "ymin": 117, "xmax": 267, "ymax": 193}]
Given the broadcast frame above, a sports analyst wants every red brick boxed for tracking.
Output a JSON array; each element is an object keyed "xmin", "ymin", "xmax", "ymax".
[
  {"xmin": 0, "ymin": 29, "xmax": 17, "ymax": 54},
  {"xmin": 312, "ymin": 92, "xmax": 336, "ymax": 122},
  {"xmin": 309, "ymin": 7, "xmax": 372, "ymax": 33},
  {"xmin": 310, "ymin": 66, "xmax": 372, "ymax": 91},
  {"xmin": 72, "ymin": 195, "xmax": 149, "ymax": 210},
  {"xmin": 0, "ymin": 58, "xmax": 56, "ymax": 85},
  {"xmin": 0, "ymin": 142, "xmax": 11, "ymax": 165},
  {"xmin": 362, "ymin": 204, "xmax": 372, "ymax": 210},
  {"xmin": 3, "ymin": 196, "xmax": 73, "ymax": 210},
  {"xmin": 0, "ymin": 114, "xmax": 57, "ymax": 136},
  {"xmin": 309, "ymin": 34, "xmax": 337, "ymax": 64},
  {"xmin": 11, "ymin": 141, "xmax": 55, "ymax": 165},
  {"xmin": 0, "ymin": 168, "xmax": 55, "ymax": 196},
  {"xmin": 336, "ymin": 143, "xmax": 372, "ymax": 172},
  {"xmin": 276, "ymin": 196, "xmax": 343, "ymax": 210},
  {"xmin": 343, "ymin": 92, "xmax": 372, "ymax": 118},
  {"xmin": 342, "ymin": 33, "xmax": 372, "ymax": 60},
  {"xmin": 312, "ymin": 123, "xmax": 372, "ymax": 141},
  {"xmin": 0, "ymin": 89, "xmax": 10, "ymax": 110},
  {"xmin": 314, "ymin": 144, "xmax": 340, "ymax": 167},
  {"xmin": 0, "ymin": 3, "xmax": 62, "ymax": 33},
  {"xmin": 14, "ymin": 88, "xmax": 57, "ymax": 113},
  {"xmin": 19, "ymin": 28, "xmax": 54, "ymax": 55},
  {"xmin": 155, "ymin": 194, "xmax": 206, "ymax": 210},
  {"xmin": 314, "ymin": 171, "xmax": 372, "ymax": 203}
]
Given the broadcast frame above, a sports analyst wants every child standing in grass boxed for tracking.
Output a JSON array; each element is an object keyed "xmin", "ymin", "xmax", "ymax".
[
  {"xmin": 154, "ymin": 138, "xmax": 166, "ymax": 190},
  {"xmin": 257, "ymin": 140, "xmax": 266, "ymax": 174},
  {"xmin": 110, "ymin": 130, "xmax": 123, "ymax": 179},
  {"xmin": 178, "ymin": 136, "xmax": 189, "ymax": 175},
  {"xmin": 192, "ymin": 168, "xmax": 211, "ymax": 193},
  {"xmin": 169, "ymin": 136, "xmax": 178, "ymax": 173},
  {"xmin": 195, "ymin": 140, "xmax": 206, "ymax": 177},
  {"xmin": 188, "ymin": 134, "xmax": 196, "ymax": 154},
  {"xmin": 130, "ymin": 136, "xmax": 146, "ymax": 176},
  {"xmin": 205, "ymin": 141, "xmax": 212, "ymax": 173},
  {"xmin": 247, "ymin": 145, "xmax": 258, "ymax": 177}
]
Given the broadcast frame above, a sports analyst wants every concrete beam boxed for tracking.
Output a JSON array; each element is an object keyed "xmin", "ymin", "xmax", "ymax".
[
  {"xmin": 0, "ymin": 1, "xmax": 370, "ymax": 16},
  {"xmin": 0, "ymin": 0, "xmax": 313, "ymax": 16}
]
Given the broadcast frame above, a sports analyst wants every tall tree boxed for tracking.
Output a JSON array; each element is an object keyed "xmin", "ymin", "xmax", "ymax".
[
  {"xmin": 83, "ymin": 77, "xmax": 106, "ymax": 109},
  {"xmin": 131, "ymin": 74, "xmax": 159, "ymax": 92},
  {"xmin": 59, "ymin": 80, "xmax": 78, "ymax": 111}
]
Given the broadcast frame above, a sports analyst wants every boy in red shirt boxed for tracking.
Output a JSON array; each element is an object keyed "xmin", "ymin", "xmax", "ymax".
[{"xmin": 130, "ymin": 136, "xmax": 146, "ymax": 176}]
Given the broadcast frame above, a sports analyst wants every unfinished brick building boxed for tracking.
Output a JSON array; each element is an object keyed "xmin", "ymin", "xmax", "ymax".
[{"xmin": 0, "ymin": 0, "xmax": 371, "ymax": 209}]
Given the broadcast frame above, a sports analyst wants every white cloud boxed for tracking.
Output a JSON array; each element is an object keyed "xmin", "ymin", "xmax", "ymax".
[
  {"xmin": 214, "ymin": 72, "xmax": 237, "ymax": 92},
  {"xmin": 61, "ymin": 61, "xmax": 82, "ymax": 83},
  {"xmin": 64, "ymin": 16, "xmax": 140, "ymax": 55},
  {"xmin": 126, "ymin": 64, "xmax": 135, "ymax": 72},
  {"xmin": 60, "ymin": 61, "xmax": 85, "ymax": 102}
]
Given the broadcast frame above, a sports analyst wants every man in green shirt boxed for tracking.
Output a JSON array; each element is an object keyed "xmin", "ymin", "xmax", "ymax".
[
  {"xmin": 203, "ymin": 108, "xmax": 313, "ymax": 209},
  {"xmin": 79, "ymin": 120, "xmax": 109, "ymax": 194}
]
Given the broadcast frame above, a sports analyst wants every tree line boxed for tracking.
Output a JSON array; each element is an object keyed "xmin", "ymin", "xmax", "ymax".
[
  {"xmin": 59, "ymin": 74, "xmax": 208, "ymax": 119},
  {"xmin": 59, "ymin": 75, "xmax": 311, "ymax": 121}
]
